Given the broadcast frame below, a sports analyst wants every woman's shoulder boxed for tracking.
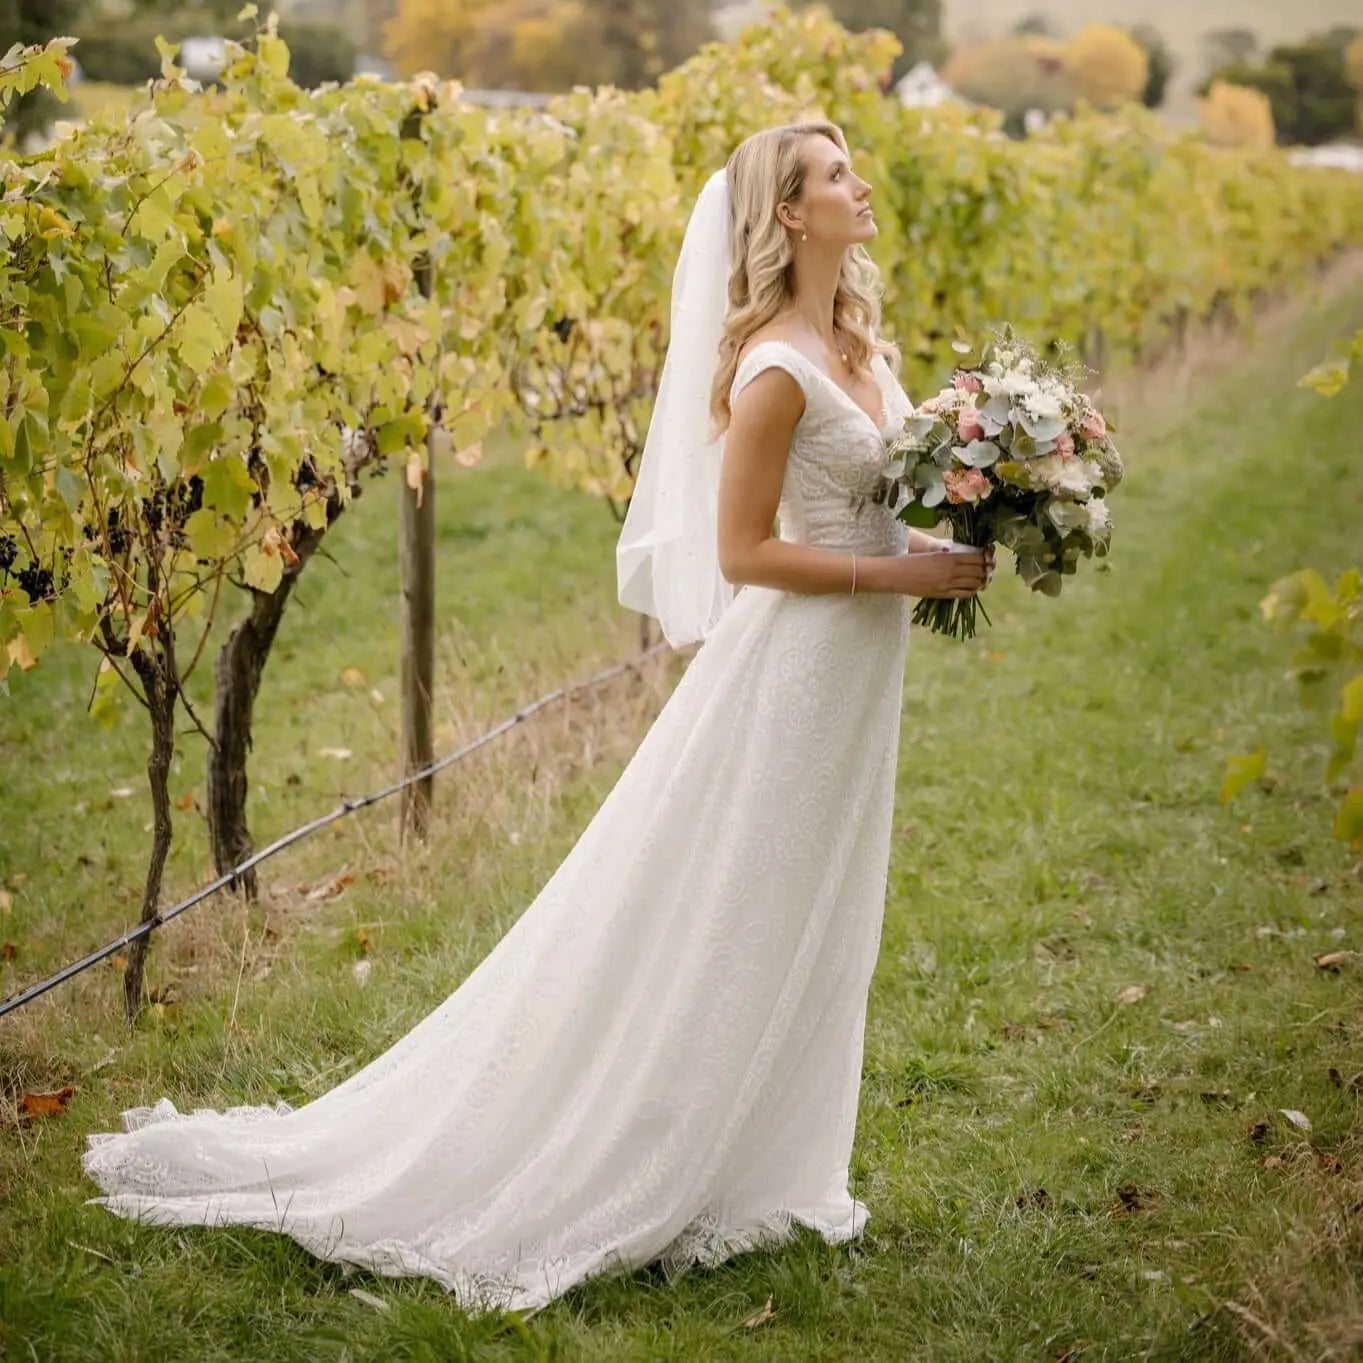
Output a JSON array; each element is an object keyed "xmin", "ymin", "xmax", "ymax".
[
  {"xmin": 734, "ymin": 326, "xmax": 822, "ymax": 374},
  {"xmin": 730, "ymin": 330, "xmax": 826, "ymax": 411}
]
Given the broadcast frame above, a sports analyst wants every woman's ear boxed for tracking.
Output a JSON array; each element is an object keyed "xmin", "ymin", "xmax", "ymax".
[{"xmin": 775, "ymin": 202, "xmax": 800, "ymax": 235}]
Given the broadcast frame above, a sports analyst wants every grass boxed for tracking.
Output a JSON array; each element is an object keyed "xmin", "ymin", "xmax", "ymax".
[{"xmin": 2, "ymin": 275, "xmax": 1363, "ymax": 1361}]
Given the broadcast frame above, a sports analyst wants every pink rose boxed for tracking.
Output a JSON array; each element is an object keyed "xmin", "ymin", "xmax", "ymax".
[
  {"xmin": 957, "ymin": 407, "xmax": 985, "ymax": 442},
  {"xmin": 953, "ymin": 371, "xmax": 984, "ymax": 394},
  {"xmin": 1080, "ymin": 409, "xmax": 1106, "ymax": 441},
  {"xmin": 1055, "ymin": 430, "xmax": 1076, "ymax": 459},
  {"xmin": 943, "ymin": 466, "xmax": 991, "ymax": 505}
]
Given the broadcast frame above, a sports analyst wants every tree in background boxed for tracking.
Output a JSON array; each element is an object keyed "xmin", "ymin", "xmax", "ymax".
[
  {"xmin": 1128, "ymin": 22, "xmax": 1173, "ymax": 110},
  {"xmin": 566, "ymin": 0, "xmax": 713, "ymax": 88},
  {"xmin": 941, "ymin": 35, "xmax": 1074, "ymax": 137},
  {"xmin": 1201, "ymin": 27, "xmax": 1257, "ymax": 73},
  {"xmin": 0, "ymin": 0, "xmax": 86, "ymax": 141},
  {"xmin": 1065, "ymin": 22, "xmax": 1149, "ymax": 110},
  {"xmin": 1204, "ymin": 37, "xmax": 1356, "ymax": 147},
  {"xmin": 71, "ymin": 3, "xmax": 355, "ymax": 89},
  {"xmin": 823, "ymin": 0, "xmax": 941, "ymax": 83},
  {"xmin": 385, "ymin": 0, "xmax": 711, "ymax": 90},
  {"xmin": 1199, "ymin": 80, "xmax": 1274, "ymax": 149}
]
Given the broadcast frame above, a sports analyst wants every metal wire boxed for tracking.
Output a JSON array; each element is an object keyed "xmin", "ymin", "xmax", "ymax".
[{"xmin": 0, "ymin": 642, "xmax": 670, "ymax": 1020}]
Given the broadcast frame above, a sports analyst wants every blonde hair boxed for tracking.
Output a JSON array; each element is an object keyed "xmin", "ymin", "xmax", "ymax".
[{"xmin": 709, "ymin": 119, "xmax": 896, "ymax": 434}]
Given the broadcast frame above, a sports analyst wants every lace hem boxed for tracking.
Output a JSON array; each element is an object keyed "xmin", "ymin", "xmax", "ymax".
[{"xmin": 83, "ymin": 1103, "xmax": 866, "ymax": 1315}]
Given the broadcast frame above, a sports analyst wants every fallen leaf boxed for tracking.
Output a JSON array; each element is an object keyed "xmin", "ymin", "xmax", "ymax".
[
  {"xmin": 9, "ymin": 874, "xmax": 25, "ymax": 888},
  {"xmin": 1279, "ymin": 1108, "xmax": 1312, "ymax": 1132},
  {"xmin": 0, "ymin": 941, "xmax": 15, "ymax": 961},
  {"xmin": 340, "ymin": 668, "xmax": 366, "ymax": 686},
  {"xmin": 348, "ymin": 1288, "xmax": 390, "ymax": 1312},
  {"xmin": 1256, "ymin": 1154, "xmax": 1285, "ymax": 1170},
  {"xmin": 175, "ymin": 792, "xmax": 195, "ymax": 811},
  {"xmin": 305, "ymin": 871, "xmax": 355, "ymax": 903},
  {"xmin": 1228, "ymin": 962, "xmax": 1255, "ymax": 972},
  {"xmin": 110, "ymin": 786, "xmax": 134, "ymax": 798},
  {"xmin": 355, "ymin": 928, "xmax": 371, "ymax": 954},
  {"xmin": 0, "ymin": 889, "xmax": 11, "ymax": 914},
  {"xmin": 352, "ymin": 959, "xmax": 373, "ymax": 986},
  {"xmin": 1119, "ymin": 984, "xmax": 1151, "ymax": 1004},
  {"xmin": 1315, "ymin": 951, "xmax": 1353, "ymax": 971},
  {"xmin": 1108, "ymin": 1183, "xmax": 1160, "ymax": 1216},
  {"xmin": 318, "ymin": 747, "xmax": 352, "ymax": 761},
  {"xmin": 1141, "ymin": 1269, "xmax": 1168, "ymax": 1282},
  {"xmin": 1056, "ymin": 1341, "xmax": 1093, "ymax": 1362},
  {"xmin": 1014, "ymin": 1187, "xmax": 1049, "ymax": 1209},
  {"xmin": 111, "ymin": 954, "xmax": 128, "ymax": 972},
  {"xmin": 455, "ymin": 440, "xmax": 483, "ymax": 468},
  {"xmin": 739, "ymin": 1298, "xmax": 775, "ymax": 1329},
  {"xmin": 20, "ymin": 1087, "xmax": 76, "ymax": 1120}
]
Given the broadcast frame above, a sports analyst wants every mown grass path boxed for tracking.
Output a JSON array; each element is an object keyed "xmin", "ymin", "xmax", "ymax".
[{"xmin": 2, "ymin": 280, "xmax": 1362, "ymax": 1361}]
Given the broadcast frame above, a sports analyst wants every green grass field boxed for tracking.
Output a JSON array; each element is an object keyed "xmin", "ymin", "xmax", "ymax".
[{"xmin": 2, "ymin": 277, "xmax": 1362, "ymax": 1361}]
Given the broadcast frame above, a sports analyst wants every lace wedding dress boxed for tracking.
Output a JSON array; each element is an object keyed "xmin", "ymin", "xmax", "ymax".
[{"xmin": 83, "ymin": 339, "xmax": 914, "ymax": 1313}]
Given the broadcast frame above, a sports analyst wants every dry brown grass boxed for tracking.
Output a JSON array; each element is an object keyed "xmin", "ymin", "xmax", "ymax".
[{"xmin": 1223, "ymin": 1130, "xmax": 1363, "ymax": 1360}]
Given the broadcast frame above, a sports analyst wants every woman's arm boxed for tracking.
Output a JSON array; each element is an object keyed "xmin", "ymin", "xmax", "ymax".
[{"xmin": 715, "ymin": 368, "xmax": 988, "ymax": 599}]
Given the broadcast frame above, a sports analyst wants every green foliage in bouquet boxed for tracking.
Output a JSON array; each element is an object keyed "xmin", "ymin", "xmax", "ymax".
[{"xmin": 873, "ymin": 327, "xmax": 1123, "ymax": 638}]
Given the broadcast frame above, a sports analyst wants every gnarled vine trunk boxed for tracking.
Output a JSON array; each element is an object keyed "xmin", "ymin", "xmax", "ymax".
[{"xmin": 206, "ymin": 521, "xmax": 331, "ymax": 901}]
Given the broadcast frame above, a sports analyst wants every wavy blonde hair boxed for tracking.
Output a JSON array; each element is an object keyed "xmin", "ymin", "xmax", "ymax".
[{"xmin": 709, "ymin": 120, "xmax": 896, "ymax": 434}]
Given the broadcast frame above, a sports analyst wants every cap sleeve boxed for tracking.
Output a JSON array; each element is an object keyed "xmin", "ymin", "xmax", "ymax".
[{"xmin": 729, "ymin": 340, "xmax": 814, "ymax": 409}]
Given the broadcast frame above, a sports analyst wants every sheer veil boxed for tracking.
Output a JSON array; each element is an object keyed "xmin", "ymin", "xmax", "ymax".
[{"xmin": 615, "ymin": 169, "xmax": 736, "ymax": 648}]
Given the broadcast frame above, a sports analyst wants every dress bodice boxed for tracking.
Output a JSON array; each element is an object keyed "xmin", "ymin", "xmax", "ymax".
[{"xmin": 729, "ymin": 340, "xmax": 911, "ymax": 557}]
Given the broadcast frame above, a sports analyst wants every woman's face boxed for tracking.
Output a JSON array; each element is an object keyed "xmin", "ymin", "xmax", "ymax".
[{"xmin": 787, "ymin": 135, "xmax": 875, "ymax": 247}]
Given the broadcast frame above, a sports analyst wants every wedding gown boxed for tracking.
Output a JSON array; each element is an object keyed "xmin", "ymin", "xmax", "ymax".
[{"xmin": 83, "ymin": 339, "xmax": 915, "ymax": 1313}]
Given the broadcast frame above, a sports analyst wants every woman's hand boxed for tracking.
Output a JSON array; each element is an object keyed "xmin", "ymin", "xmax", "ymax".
[{"xmin": 873, "ymin": 544, "xmax": 992, "ymax": 599}]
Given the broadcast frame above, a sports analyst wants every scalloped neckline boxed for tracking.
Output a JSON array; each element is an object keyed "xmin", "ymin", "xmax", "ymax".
[{"xmin": 748, "ymin": 338, "xmax": 891, "ymax": 435}]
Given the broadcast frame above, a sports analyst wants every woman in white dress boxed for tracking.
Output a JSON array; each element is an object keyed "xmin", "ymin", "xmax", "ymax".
[{"xmin": 82, "ymin": 120, "xmax": 990, "ymax": 1314}]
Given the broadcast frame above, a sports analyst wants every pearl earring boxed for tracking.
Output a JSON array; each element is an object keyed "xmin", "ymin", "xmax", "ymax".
[{"xmin": 801, "ymin": 230, "xmax": 808, "ymax": 242}]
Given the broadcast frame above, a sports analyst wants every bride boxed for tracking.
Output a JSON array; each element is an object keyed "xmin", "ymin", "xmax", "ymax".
[{"xmin": 83, "ymin": 119, "xmax": 990, "ymax": 1314}]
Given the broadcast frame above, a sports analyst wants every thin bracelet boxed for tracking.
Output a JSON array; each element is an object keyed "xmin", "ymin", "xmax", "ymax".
[{"xmin": 850, "ymin": 552, "xmax": 858, "ymax": 597}]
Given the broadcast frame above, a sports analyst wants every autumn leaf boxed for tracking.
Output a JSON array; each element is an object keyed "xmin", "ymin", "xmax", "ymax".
[
  {"xmin": 406, "ymin": 449, "xmax": 426, "ymax": 507},
  {"xmin": 1118, "ymin": 984, "xmax": 1151, "ymax": 1004},
  {"xmin": 20, "ymin": 1086, "xmax": 76, "ymax": 1120},
  {"xmin": 1221, "ymin": 748, "xmax": 1267, "ymax": 803},
  {"xmin": 739, "ymin": 1298, "xmax": 775, "ymax": 1329},
  {"xmin": 1315, "ymin": 951, "xmax": 1353, "ymax": 971},
  {"xmin": 340, "ymin": 668, "xmax": 366, "ymax": 686}
]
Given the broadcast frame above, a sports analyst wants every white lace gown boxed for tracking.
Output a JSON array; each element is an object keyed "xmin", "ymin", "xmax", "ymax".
[{"xmin": 83, "ymin": 340, "xmax": 914, "ymax": 1313}]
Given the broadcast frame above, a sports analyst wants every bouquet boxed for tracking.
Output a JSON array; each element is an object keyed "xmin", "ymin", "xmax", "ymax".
[{"xmin": 873, "ymin": 327, "xmax": 1124, "ymax": 638}]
